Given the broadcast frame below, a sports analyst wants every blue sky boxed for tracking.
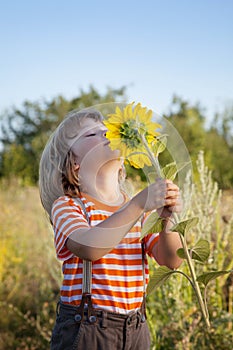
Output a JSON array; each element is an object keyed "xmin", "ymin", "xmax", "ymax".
[{"xmin": 1, "ymin": 0, "xmax": 233, "ymax": 123}]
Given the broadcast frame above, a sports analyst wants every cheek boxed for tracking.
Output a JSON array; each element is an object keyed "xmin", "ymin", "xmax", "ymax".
[{"xmin": 78, "ymin": 141, "xmax": 101, "ymax": 162}]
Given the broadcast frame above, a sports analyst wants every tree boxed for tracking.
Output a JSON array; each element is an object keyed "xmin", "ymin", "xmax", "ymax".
[
  {"xmin": 0, "ymin": 86, "xmax": 127, "ymax": 184},
  {"xmin": 205, "ymin": 104, "xmax": 233, "ymax": 188},
  {"xmin": 164, "ymin": 96, "xmax": 233, "ymax": 188},
  {"xmin": 165, "ymin": 95, "xmax": 206, "ymax": 156},
  {"xmin": 213, "ymin": 103, "xmax": 233, "ymax": 148}
]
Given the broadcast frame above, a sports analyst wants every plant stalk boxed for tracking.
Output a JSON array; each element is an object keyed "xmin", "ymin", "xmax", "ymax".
[
  {"xmin": 180, "ymin": 234, "xmax": 210, "ymax": 328},
  {"xmin": 140, "ymin": 132, "xmax": 210, "ymax": 328},
  {"xmin": 140, "ymin": 134, "xmax": 162, "ymax": 178}
]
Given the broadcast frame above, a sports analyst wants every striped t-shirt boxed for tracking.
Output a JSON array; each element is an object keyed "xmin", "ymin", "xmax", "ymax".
[{"xmin": 51, "ymin": 193, "xmax": 159, "ymax": 314}]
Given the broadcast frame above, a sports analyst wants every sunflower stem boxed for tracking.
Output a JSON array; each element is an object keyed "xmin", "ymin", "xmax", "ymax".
[
  {"xmin": 140, "ymin": 133, "xmax": 162, "ymax": 178},
  {"xmin": 180, "ymin": 234, "xmax": 210, "ymax": 327}
]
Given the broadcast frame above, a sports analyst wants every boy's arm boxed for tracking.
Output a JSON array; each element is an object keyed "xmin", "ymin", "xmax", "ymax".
[
  {"xmin": 66, "ymin": 197, "xmax": 143, "ymax": 261},
  {"xmin": 151, "ymin": 209, "xmax": 183, "ymax": 269},
  {"xmin": 66, "ymin": 179, "xmax": 178, "ymax": 261}
]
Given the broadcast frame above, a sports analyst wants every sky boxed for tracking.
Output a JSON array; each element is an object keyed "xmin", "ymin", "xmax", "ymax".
[{"xmin": 1, "ymin": 0, "xmax": 233, "ymax": 124}]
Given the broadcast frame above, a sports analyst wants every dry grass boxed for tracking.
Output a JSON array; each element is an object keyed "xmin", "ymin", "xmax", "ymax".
[
  {"xmin": 0, "ymin": 167, "xmax": 232, "ymax": 349},
  {"xmin": 0, "ymin": 181, "xmax": 61, "ymax": 349}
]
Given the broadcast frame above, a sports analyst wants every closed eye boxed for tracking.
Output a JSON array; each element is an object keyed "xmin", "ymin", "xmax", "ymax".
[{"xmin": 86, "ymin": 133, "xmax": 96, "ymax": 137}]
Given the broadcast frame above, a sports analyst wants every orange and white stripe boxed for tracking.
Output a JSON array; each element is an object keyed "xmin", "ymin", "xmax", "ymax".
[{"xmin": 51, "ymin": 194, "xmax": 159, "ymax": 314}]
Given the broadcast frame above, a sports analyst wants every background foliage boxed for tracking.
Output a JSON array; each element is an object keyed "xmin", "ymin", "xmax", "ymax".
[
  {"xmin": 1, "ymin": 86, "xmax": 233, "ymax": 188},
  {"xmin": 0, "ymin": 87, "xmax": 232, "ymax": 349},
  {"xmin": 147, "ymin": 152, "xmax": 233, "ymax": 349}
]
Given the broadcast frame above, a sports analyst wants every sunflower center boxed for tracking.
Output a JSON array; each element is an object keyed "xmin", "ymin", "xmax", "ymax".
[{"xmin": 119, "ymin": 121, "xmax": 142, "ymax": 148}]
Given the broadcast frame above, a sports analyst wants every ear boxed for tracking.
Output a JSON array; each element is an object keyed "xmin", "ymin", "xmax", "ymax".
[
  {"xmin": 119, "ymin": 162, "xmax": 126, "ymax": 180},
  {"xmin": 74, "ymin": 163, "xmax": 80, "ymax": 171}
]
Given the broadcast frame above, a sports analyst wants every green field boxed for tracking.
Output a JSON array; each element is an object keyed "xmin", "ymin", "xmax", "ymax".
[{"xmin": 0, "ymin": 163, "xmax": 233, "ymax": 349}]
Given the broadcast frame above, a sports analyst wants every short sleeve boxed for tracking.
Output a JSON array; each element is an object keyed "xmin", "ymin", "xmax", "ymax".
[
  {"xmin": 141, "ymin": 212, "xmax": 160, "ymax": 257},
  {"xmin": 51, "ymin": 196, "xmax": 89, "ymax": 261},
  {"xmin": 143, "ymin": 233, "xmax": 160, "ymax": 257}
]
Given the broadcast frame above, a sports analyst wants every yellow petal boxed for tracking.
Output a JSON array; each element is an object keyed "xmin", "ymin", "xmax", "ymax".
[
  {"xmin": 105, "ymin": 102, "xmax": 162, "ymax": 170},
  {"xmin": 105, "ymin": 123, "xmax": 121, "ymax": 133},
  {"xmin": 106, "ymin": 114, "xmax": 122, "ymax": 124},
  {"xmin": 123, "ymin": 103, "xmax": 133, "ymax": 121},
  {"xmin": 132, "ymin": 103, "xmax": 141, "ymax": 118}
]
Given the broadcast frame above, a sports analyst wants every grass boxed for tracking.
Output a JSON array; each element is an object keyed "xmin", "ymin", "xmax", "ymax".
[
  {"xmin": 0, "ymin": 181, "xmax": 61, "ymax": 349},
  {"xmin": 0, "ymin": 152, "xmax": 232, "ymax": 349}
]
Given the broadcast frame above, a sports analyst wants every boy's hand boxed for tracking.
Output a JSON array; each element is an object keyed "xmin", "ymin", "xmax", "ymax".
[
  {"xmin": 157, "ymin": 180, "xmax": 182, "ymax": 218},
  {"xmin": 134, "ymin": 178, "xmax": 181, "ymax": 213}
]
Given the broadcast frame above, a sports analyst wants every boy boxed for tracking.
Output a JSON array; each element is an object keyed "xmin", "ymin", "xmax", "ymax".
[{"xmin": 39, "ymin": 108, "xmax": 182, "ymax": 349}]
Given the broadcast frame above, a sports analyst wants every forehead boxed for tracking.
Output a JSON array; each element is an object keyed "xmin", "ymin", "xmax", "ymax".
[{"xmin": 79, "ymin": 118, "xmax": 105, "ymax": 132}]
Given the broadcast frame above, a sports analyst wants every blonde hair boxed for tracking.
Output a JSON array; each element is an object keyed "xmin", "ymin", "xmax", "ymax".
[{"xmin": 39, "ymin": 109, "xmax": 103, "ymax": 217}]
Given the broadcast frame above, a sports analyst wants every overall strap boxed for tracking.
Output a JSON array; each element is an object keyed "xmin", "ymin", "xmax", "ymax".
[
  {"xmin": 73, "ymin": 197, "xmax": 92, "ymax": 294},
  {"xmin": 73, "ymin": 197, "xmax": 97, "ymax": 323},
  {"xmin": 141, "ymin": 241, "xmax": 147, "ymax": 319}
]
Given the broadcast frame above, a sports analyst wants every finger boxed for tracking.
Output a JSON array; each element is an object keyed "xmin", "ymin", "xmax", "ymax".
[
  {"xmin": 165, "ymin": 179, "xmax": 173, "ymax": 184},
  {"xmin": 166, "ymin": 200, "xmax": 183, "ymax": 212},
  {"xmin": 166, "ymin": 188, "xmax": 179, "ymax": 199},
  {"xmin": 164, "ymin": 198, "xmax": 177, "ymax": 207},
  {"xmin": 165, "ymin": 198, "xmax": 179, "ymax": 206},
  {"xmin": 166, "ymin": 182, "xmax": 179, "ymax": 191},
  {"xmin": 166, "ymin": 190, "xmax": 180, "ymax": 199}
]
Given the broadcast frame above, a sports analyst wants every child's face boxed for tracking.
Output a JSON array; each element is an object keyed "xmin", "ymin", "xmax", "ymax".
[{"xmin": 70, "ymin": 118, "xmax": 120, "ymax": 170}]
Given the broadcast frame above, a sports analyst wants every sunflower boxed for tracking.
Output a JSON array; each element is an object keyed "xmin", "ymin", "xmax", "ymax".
[{"xmin": 104, "ymin": 102, "xmax": 161, "ymax": 168}]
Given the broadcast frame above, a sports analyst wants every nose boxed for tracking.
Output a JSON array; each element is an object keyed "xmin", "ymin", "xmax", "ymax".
[{"xmin": 102, "ymin": 130, "xmax": 110, "ymax": 145}]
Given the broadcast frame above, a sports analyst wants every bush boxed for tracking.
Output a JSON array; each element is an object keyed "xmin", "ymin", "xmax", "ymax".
[{"xmin": 146, "ymin": 152, "xmax": 233, "ymax": 349}]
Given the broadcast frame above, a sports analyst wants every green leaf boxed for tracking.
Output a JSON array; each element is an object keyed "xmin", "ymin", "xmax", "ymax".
[
  {"xmin": 197, "ymin": 270, "xmax": 232, "ymax": 287},
  {"xmin": 191, "ymin": 239, "xmax": 210, "ymax": 262},
  {"xmin": 161, "ymin": 161, "xmax": 192, "ymax": 181},
  {"xmin": 147, "ymin": 266, "xmax": 177, "ymax": 294},
  {"xmin": 161, "ymin": 162, "xmax": 177, "ymax": 181},
  {"xmin": 177, "ymin": 239, "xmax": 210, "ymax": 262},
  {"xmin": 176, "ymin": 248, "xmax": 186, "ymax": 259},
  {"xmin": 171, "ymin": 217, "xmax": 199, "ymax": 237},
  {"xmin": 141, "ymin": 212, "xmax": 164, "ymax": 239},
  {"xmin": 152, "ymin": 136, "xmax": 167, "ymax": 156}
]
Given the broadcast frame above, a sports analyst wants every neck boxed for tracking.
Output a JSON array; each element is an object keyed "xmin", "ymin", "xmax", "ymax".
[{"xmin": 79, "ymin": 163, "xmax": 124, "ymax": 205}]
